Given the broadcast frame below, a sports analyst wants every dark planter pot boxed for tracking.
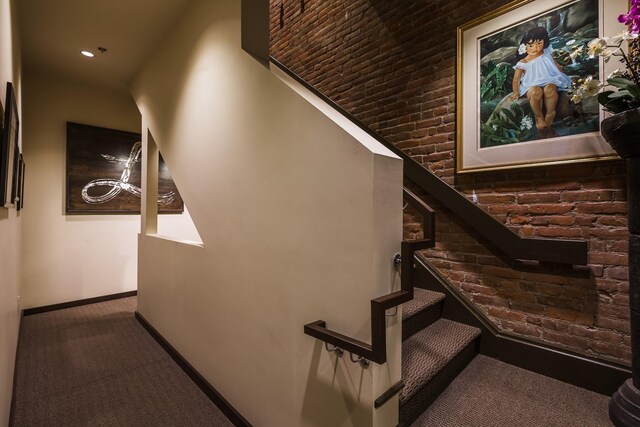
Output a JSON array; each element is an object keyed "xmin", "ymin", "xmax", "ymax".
[
  {"xmin": 605, "ymin": 108, "xmax": 640, "ymax": 427},
  {"xmin": 601, "ymin": 108, "xmax": 640, "ymax": 159}
]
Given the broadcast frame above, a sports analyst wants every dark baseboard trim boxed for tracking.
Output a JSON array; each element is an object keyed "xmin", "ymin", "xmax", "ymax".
[
  {"xmin": 135, "ymin": 311, "xmax": 251, "ymax": 427},
  {"xmin": 415, "ymin": 254, "xmax": 631, "ymax": 396},
  {"xmin": 23, "ymin": 291, "xmax": 138, "ymax": 316},
  {"xmin": 8, "ymin": 309, "xmax": 24, "ymax": 426}
]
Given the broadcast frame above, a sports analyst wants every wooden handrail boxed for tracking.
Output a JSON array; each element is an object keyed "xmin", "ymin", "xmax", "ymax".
[
  {"xmin": 270, "ymin": 56, "xmax": 588, "ymax": 266},
  {"xmin": 303, "ymin": 190, "xmax": 436, "ymax": 364}
]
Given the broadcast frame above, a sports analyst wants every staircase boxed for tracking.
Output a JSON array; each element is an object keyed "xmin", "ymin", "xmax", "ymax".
[{"xmin": 399, "ymin": 286, "xmax": 481, "ymax": 426}]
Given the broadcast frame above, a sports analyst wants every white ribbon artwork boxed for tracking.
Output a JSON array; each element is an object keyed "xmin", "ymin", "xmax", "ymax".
[{"xmin": 81, "ymin": 141, "xmax": 175, "ymax": 205}]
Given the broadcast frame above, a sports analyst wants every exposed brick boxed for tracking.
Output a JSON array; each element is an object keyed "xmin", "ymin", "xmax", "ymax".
[
  {"xmin": 561, "ymin": 190, "xmax": 614, "ymax": 202},
  {"xmin": 501, "ymin": 320, "xmax": 542, "ymax": 337},
  {"xmin": 528, "ymin": 204, "xmax": 574, "ymax": 215},
  {"xmin": 576, "ymin": 202, "xmax": 628, "ymax": 214},
  {"xmin": 517, "ymin": 193, "xmax": 561, "ymax": 204},
  {"xmin": 546, "ymin": 308, "xmax": 593, "ymax": 325},
  {"xmin": 272, "ymin": 0, "xmax": 630, "ymax": 367},
  {"xmin": 589, "ymin": 252, "xmax": 628, "ymax": 266},
  {"xmin": 595, "ymin": 316, "xmax": 631, "ymax": 334},
  {"xmin": 589, "ymin": 341, "xmax": 632, "ymax": 360},
  {"xmin": 607, "ymin": 266, "xmax": 629, "ymax": 281},
  {"xmin": 472, "ymin": 294, "xmax": 509, "ymax": 308},
  {"xmin": 534, "ymin": 227, "xmax": 583, "ymax": 238},
  {"xmin": 461, "ymin": 283, "xmax": 497, "ymax": 296},
  {"xmin": 568, "ymin": 325, "xmax": 623, "ymax": 343},
  {"xmin": 542, "ymin": 329, "xmax": 589, "ymax": 350},
  {"xmin": 487, "ymin": 307, "xmax": 526, "ymax": 322}
]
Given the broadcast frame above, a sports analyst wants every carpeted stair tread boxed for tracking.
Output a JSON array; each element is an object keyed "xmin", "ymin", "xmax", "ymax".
[
  {"xmin": 400, "ymin": 318, "xmax": 481, "ymax": 404},
  {"xmin": 402, "ymin": 288, "xmax": 445, "ymax": 322}
]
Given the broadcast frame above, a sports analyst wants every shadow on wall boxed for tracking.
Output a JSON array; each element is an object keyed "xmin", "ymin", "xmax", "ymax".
[
  {"xmin": 409, "ymin": 185, "xmax": 628, "ymax": 363},
  {"xmin": 301, "ymin": 341, "xmax": 371, "ymax": 427}
]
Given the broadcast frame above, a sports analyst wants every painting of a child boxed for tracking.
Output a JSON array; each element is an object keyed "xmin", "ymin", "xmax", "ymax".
[
  {"xmin": 509, "ymin": 27, "xmax": 573, "ymax": 129},
  {"xmin": 479, "ymin": 0, "xmax": 600, "ymax": 148}
]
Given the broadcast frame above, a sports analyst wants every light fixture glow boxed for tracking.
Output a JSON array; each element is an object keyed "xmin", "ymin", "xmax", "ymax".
[{"xmin": 81, "ymin": 50, "xmax": 95, "ymax": 58}]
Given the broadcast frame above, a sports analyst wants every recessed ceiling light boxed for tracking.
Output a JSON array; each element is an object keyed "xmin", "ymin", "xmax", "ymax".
[{"xmin": 81, "ymin": 50, "xmax": 95, "ymax": 58}]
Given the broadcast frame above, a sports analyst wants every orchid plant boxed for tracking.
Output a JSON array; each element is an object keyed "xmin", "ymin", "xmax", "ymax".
[{"xmin": 571, "ymin": 0, "xmax": 640, "ymax": 113}]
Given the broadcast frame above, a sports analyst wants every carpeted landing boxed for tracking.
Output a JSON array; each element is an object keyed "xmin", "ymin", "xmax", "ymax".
[
  {"xmin": 410, "ymin": 354, "xmax": 612, "ymax": 427},
  {"xmin": 11, "ymin": 296, "xmax": 614, "ymax": 427},
  {"xmin": 11, "ymin": 297, "xmax": 233, "ymax": 426}
]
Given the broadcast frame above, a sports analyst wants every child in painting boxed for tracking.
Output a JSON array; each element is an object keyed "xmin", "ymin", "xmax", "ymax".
[{"xmin": 509, "ymin": 26, "xmax": 572, "ymax": 129}]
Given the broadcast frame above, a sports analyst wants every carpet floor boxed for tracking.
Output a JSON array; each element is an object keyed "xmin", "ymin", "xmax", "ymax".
[
  {"xmin": 11, "ymin": 296, "xmax": 615, "ymax": 426},
  {"xmin": 411, "ymin": 354, "xmax": 612, "ymax": 427},
  {"xmin": 11, "ymin": 297, "xmax": 233, "ymax": 426}
]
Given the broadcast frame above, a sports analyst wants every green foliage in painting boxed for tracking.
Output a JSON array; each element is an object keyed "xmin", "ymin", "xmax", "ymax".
[
  {"xmin": 480, "ymin": 61, "xmax": 515, "ymax": 103},
  {"xmin": 480, "ymin": 102, "xmax": 536, "ymax": 147}
]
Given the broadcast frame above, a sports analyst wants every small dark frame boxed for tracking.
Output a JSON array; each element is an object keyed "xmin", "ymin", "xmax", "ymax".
[
  {"xmin": 1, "ymin": 82, "xmax": 19, "ymax": 208},
  {"xmin": 16, "ymin": 154, "xmax": 24, "ymax": 211},
  {"xmin": 66, "ymin": 122, "xmax": 184, "ymax": 214}
]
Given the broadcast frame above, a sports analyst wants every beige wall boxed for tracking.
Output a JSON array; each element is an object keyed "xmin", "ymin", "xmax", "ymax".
[
  {"xmin": 132, "ymin": 1, "xmax": 403, "ymax": 426},
  {"xmin": 20, "ymin": 70, "xmax": 200, "ymax": 309},
  {"xmin": 0, "ymin": 0, "xmax": 21, "ymax": 424}
]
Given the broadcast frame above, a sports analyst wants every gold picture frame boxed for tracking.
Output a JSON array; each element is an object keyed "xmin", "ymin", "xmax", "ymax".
[{"xmin": 456, "ymin": 0, "xmax": 628, "ymax": 173}]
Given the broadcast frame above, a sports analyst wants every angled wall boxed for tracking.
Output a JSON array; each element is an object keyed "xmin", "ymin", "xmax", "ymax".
[
  {"xmin": 131, "ymin": 0, "xmax": 403, "ymax": 425},
  {"xmin": 20, "ymin": 70, "xmax": 200, "ymax": 309}
]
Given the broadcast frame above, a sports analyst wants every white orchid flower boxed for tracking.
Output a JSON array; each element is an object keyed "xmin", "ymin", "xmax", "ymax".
[
  {"xmin": 608, "ymin": 69, "xmax": 624, "ymax": 79},
  {"xmin": 587, "ymin": 38, "xmax": 609, "ymax": 58},
  {"xmin": 518, "ymin": 44, "xmax": 526, "ymax": 55},
  {"xmin": 583, "ymin": 77, "xmax": 602, "ymax": 96}
]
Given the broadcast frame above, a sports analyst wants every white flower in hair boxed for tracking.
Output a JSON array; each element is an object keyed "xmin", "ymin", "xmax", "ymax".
[{"xmin": 518, "ymin": 44, "xmax": 527, "ymax": 55}]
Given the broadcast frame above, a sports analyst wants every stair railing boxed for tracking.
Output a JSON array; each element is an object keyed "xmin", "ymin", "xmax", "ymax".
[
  {"xmin": 303, "ymin": 188, "xmax": 436, "ymax": 365},
  {"xmin": 270, "ymin": 57, "xmax": 588, "ymax": 266}
]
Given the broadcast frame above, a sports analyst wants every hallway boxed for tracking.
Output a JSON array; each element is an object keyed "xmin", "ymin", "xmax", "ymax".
[
  {"xmin": 9, "ymin": 295, "xmax": 615, "ymax": 426},
  {"xmin": 10, "ymin": 297, "xmax": 233, "ymax": 426}
]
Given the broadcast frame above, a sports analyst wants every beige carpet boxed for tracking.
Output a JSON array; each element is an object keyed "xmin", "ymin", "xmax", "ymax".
[
  {"xmin": 411, "ymin": 354, "xmax": 612, "ymax": 427},
  {"xmin": 11, "ymin": 297, "xmax": 234, "ymax": 426}
]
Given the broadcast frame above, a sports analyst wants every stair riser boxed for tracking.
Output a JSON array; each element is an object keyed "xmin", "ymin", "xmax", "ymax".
[
  {"xmin": 403, "ymin": 300, "xmax": 443, "ymax": 341},
  {"xmin": 399, "ymin": 339, "xmax": 478, "ymax": 426}
]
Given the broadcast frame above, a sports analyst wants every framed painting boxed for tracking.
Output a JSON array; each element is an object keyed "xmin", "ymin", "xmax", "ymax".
[
  {"xmin": 66, "ymin": 122, "xmax": 184, "ymax": 214},
  {"xmin": 1, "ymin": 82, "xmax": 19, "ymax": 207},
  {"xmin": 456, "ymin": 0, "xmax": 628, "ymax": 173}
]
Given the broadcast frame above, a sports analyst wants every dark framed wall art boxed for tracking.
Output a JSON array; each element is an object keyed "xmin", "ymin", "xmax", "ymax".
[
  {"xmin": 1, "ymin": 82, "xmax": 19, "ymax": 208},
  {"xmin": 16, "ymin": 154, "xmax": 24, "ymax": 211},
  {"xmin": 66, "ymin": 122, "xmax": 184, "ymax": 214}
]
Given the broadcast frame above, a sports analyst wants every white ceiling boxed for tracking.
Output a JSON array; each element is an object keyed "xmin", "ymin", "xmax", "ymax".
[{"xmin": 18, "ymin": 0, "xmax": 192, "ymax": 90}]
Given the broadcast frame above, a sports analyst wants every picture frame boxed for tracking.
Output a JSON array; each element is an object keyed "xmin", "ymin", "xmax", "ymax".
[
  {"xmin": 456, "ymin": 0, "xmax": 628, "ymax": 173},
  {"xmin": 1, "ymin": 82, "xmax": 19, "ymax": 207},
  {"xmin": 16, "ymin": 154, "xmax": 24, "ymax": 211},
  {"xmin": 65, "ymin": 122, "xmax": 184, "ymax": 214}
]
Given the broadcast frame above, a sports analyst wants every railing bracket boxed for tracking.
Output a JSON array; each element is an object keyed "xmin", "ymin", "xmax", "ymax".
[
  {"xmin": 393, "ymin": 253, "xmax": 401, "ymax": 271},
  {"xmin": 325, "ymin": 342, "xmax": 344, "ymax": 357},
  {"xmin": 350, "ymin": 352, "xmax": 370, "ymax": 368}
]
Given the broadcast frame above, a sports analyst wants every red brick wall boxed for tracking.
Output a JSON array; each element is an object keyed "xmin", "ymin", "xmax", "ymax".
[{"xmin": 270, "ymin": 0, "xmax": 630, "ymax": 366}]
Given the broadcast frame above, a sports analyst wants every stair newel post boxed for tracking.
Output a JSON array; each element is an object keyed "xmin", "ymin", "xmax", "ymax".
[
  {"xmin": 601, "ymin": 109, "xmax": 640, "ymax": 427},
  {"xmin": 628, "ymin": 157, "xmax": 640, "ymax": 390}
]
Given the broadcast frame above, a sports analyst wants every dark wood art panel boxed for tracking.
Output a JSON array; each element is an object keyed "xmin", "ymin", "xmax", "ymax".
[
  {"xmin": 16, "ymin": 153, "xmax": 24, "ymax": 211},
  {"xmin": 1, "ymin": 82, "xmax": 19, "ymax": 208},
  {"xmin": 66, "ymin": 122, "xmax": 183, "ymax": 214}
]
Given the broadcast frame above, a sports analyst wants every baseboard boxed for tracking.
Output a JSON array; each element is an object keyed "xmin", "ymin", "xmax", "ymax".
[
  {"xmin": 8, "ymin": 309, "xmax": 24, "ymax": 426},
  {"xmin": 23, "ymin": 291, "xmax": 138, "ymax": 316},
  {"xmin": 415, "ymin": 254, "xmax": 631, "ymax": 396},
  {"xmin": 135, "ymin": 311, "xmax": 251, "ymax": 427}
]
